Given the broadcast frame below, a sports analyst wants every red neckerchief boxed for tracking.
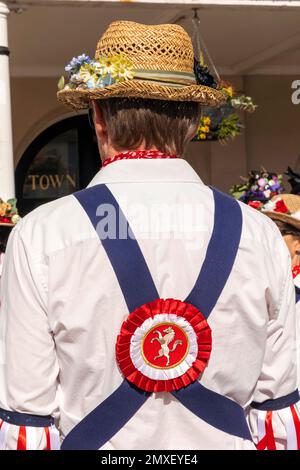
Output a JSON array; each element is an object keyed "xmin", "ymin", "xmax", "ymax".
[{"xmin": 102, "ymin": 150, "xmax": 177, "ymax": 168}]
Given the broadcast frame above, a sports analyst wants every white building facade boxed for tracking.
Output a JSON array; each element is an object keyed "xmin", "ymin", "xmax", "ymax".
[{"xmin": 1, "ymin": 0, "xmax": 300, "ymax": 210}]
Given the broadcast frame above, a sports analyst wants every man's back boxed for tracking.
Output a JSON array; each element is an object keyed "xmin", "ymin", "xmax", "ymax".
[{"xmin": 0, "ymin": 158, "xmax": 296, "ymax": 449}]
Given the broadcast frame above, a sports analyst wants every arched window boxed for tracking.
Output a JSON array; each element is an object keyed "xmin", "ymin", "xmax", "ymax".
[{"xmin": 15, "ymin": 115, "xmax": 101, "ymax": 216}]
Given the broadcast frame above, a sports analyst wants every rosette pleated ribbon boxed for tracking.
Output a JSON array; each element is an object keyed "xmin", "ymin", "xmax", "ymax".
[
  {"xmin": 116, "ymin": 298, "xmax": 212, "ymax": 393},
  {"xmin": 61, "ymin": 183, "xmax": 256, "ymax": 450}
]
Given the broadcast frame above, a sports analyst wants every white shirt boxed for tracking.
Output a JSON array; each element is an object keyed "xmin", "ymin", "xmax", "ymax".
[{"xmin": 0, "ymin": 158, "xmax": 298, "ymax": 450}]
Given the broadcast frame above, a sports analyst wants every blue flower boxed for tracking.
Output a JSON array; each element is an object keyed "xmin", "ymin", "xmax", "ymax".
[{"xmin": 65, "ymin": 54, "xmax": 92, "ymax": 75}]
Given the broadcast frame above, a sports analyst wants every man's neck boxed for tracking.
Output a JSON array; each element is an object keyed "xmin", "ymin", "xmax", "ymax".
[{"xmin": 101, "ymin": 146, "xmax": 159, "ymax": 164}]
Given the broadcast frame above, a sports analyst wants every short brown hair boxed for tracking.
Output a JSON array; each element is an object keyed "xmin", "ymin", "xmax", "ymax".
[
  {"xmin": 273, "ymin": 219, "xmax": 300, "ymax": 238},
  {"xmin": 96, "ymin": 98, "xmax": 201, "ymax": 156}
]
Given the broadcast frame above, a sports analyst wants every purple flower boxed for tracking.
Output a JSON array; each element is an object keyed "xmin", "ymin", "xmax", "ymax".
[{"xmin": 65, "ymin": 54, "xmax": 92, "ymax": 75}]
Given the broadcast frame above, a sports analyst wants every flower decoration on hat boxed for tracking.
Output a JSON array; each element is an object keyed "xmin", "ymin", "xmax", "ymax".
[
  {"xmin": 58, "ymin": 53, "xmax": 135, "ymax": 92},
  {"xmin": 0, "ymin": 198, "xmax": 21, "ymax": 226},
  {"xmin": 261, "ymin": 198, "xmax": 290, "ymax": 214},
  {"xmin": 116, "ymin": 298, "xmax": 212, "ymax": 393},
  {"xmin": 230, "ymin": 170, "xmax": 285, "ymax": 209}
]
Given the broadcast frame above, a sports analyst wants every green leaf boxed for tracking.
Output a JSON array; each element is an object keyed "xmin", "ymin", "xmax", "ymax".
[
  {"xmin": 57, "ymin": 76, "xmax": 65, "ymax": 91},
  {"xmin": 7, "ymin": 198, "xmax": 17, "ymax": 212}
]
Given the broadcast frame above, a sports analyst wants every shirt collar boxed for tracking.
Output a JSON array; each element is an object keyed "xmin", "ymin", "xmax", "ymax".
[{"xmin": 87, "ymin": 158, "xmax": 203, "ymax": 187}]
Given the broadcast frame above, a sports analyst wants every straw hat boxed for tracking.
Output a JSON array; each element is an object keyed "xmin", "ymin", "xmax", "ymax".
[
  {"xmin": 0, "ymin": 222, "xmax": 14, "ymax": 227},
  {"xmin": 263, "ymin": 194, "xmax": 300, "ymax": 231},
  {"xmin": 57, "ymin": 21, "xmax": 225, "ymax": 109}
]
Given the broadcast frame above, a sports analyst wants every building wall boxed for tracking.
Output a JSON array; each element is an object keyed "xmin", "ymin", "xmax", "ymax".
[{"xmin": 10, "ymin": 74, "xmax": 300, "ymax": 192}]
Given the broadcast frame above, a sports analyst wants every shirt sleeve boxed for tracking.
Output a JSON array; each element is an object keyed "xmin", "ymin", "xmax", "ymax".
[
  {"xmin": 0, "ymin": 223, "xmax": 60, "ymax": 450},
  {"xmin": 247, "ymin": 251, "xmax": 300, "ymax": 450}
]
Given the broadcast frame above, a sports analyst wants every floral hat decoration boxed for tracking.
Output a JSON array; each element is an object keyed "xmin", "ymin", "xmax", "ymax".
[
  {"xmin": 261, "ymin": 194, "xmax": 300, "ymax": 231},
  {"xmin": 57, "ymin": 21, "xmax": 226, "ymax": 109},
  {"xmin": 230, "ymin": 169, "xmax": 285, "ymax": 209},
  {"xmin": 0, "ymin": 198, "xmax": 21, "ymax": 227}
]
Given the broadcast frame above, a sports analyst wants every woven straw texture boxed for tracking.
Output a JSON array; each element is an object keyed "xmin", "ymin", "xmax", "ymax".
[
  {"xmin": 265, "ymin": 194, "xmax": 300, "ymax": 230},
  {"xmin": 57, "ymin": 21, "xmax": 225, "ymax": 109}
]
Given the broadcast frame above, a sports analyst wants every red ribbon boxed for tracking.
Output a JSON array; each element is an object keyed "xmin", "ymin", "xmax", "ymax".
[
  {"xmin": 44, "ymin": 427, "xmax": 51, "ymax": 450},
  {"xmin": 290, "ymin": 405, "xmax": 300, "ymax": 449},
  {"xmin": 256, "ymin": 411, "xmax": 276, "ymax": 450},
  {"xmin": 17, "ymin": 426, "xmax": 27, "ymax": 451},
  {"xmin": 116, "ymin": 298, "xmax": 212, "ymax": 393}
]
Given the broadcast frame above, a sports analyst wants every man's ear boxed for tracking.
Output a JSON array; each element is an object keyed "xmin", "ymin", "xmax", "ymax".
[
  {"xmin": 295, "ymin": 237, "xmax": 300, "ymax": 254},
  {"xmin": 92, "ymin": 101, "xmax": 107, "ymax": 138}
]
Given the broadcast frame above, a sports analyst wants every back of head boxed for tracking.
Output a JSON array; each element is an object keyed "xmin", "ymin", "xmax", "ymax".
[{"xmin": 96, "ymin": 97, "xmax": 201, "ymax": 157}]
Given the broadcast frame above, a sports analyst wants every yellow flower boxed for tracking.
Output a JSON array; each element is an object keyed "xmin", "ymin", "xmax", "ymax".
[
  {"xmin": 204, "ymin": 117, "xmax": 211, "ymax": 125},
  {"xmin": 200, "ymin": 126, "xmax": 207, "ymax": 132},
  {"xmin": 204, "ymin": 126, "xmax": 210, "ymax": 133},
  {"xmin": 199, "ymin": 133, "xmax": 207, "ymax": 140},
  {"xmin": 79, "ymin": 64, "xmax": 98, "ymax": 83},
  {"xmin": 98, "ymin": 56, "xmax": 118, "ymax": 77},
  {"xmin": 115, "ymin": 56, "xmax": 134, "ymax": 81},
  {"xmin": 117, "ymin": 65, "xmax": 134, "ymax": 81},
  {"xmin": 225, "ymin": 86, "xmax": 233, "ymax": 98}
]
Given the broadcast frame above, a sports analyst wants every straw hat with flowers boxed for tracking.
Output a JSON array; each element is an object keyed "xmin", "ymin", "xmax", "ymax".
[
  {"xmin": 57, "ymin": 21, "xmax": 226, "ymax": 109},
  {"xmin": 262, "ymin": 194, "xmax": 300, "ymax": 231}
]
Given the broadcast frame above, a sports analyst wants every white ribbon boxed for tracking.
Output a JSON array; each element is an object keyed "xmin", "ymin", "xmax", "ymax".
[
  {"xmin": 0, "ymin": 420, "xmax": 9, "ymax": 450},
  {"xmin": 257, "ymin": 410, "xmax": 267, "ymax": 444},
  {"xmin": 281, "ymin": 407, "xmax": 297, "ymax": 450},
  {"xmin": 49, "ymin": 425, "xmax": 60, "ymax": 450}
]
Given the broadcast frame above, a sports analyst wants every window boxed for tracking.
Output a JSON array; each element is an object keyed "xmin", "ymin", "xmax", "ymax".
[{"xmin": 16, "ymin": 115, "xmax": 101, "ymax": 215}]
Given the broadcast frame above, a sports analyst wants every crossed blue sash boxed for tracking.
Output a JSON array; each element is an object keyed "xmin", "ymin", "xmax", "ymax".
[
  {"xmin": 296, "ymin": 286, "xmax": 300, "ymax": 304},
  {"xmin": 61, "ymin": 184, "xmax": 251, "ymax": 450}
]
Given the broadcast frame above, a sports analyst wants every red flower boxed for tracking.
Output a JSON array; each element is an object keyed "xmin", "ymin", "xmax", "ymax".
[
  {"xmin": 274, "ymin": 200, "xmax": 289, "ymax": 214},
  {"xmin": 0, "ymin": 217, "xmax": 11, "ymax": 223},
  {"xmin": 248, "ymin": 201, "xmax": 262, "ymax": 210}
]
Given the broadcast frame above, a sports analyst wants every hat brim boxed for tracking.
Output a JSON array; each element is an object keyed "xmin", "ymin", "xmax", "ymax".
[
  {"xmin": 264, "ymin": 211, "xmax": 300, "ymax": 231},
  {"xmin": 57, "ymin": 79, "xmax": 226, "ymax": 110}
]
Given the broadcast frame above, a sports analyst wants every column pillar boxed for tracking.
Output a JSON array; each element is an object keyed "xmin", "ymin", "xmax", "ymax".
[{"xmin": 0, "ymin": 2, "xmax": 14, "ymax": 200}]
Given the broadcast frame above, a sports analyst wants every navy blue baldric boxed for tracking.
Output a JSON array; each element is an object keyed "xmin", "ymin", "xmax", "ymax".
[
  {"xmin": 296, "ymin": 286, "xmax": 300, "ymax": 304},
  {"xmin": 61, "ymin": 184, "xmax": 251, "ymax": 450}
]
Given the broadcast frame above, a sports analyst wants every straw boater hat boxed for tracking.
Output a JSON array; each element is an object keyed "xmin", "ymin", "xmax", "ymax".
[
  {"xmin": 57, "ymin": 21, "xmax": 226, "ymax": 109},
  {"xmin": 263, "ymin": 194, "xmax": 300, "ymax": 231}
]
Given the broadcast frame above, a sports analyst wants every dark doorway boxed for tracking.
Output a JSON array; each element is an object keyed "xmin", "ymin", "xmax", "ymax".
[{"xmin": 15, "ymin": 115, "xmax": 101, "ymax": 216}]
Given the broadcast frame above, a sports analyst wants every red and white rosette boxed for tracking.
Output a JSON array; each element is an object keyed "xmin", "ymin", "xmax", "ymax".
[{"xmin": 116, "ymin": 298, "xmax": 212, "ymax": 392}]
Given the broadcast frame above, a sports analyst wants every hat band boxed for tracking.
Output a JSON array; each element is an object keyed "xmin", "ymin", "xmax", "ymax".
[{"xmin": 133, "ymin": 69, "xmax": 196, "ymax": 86}]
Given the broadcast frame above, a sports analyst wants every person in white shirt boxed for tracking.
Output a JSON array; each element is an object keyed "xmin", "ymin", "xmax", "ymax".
[{"xmin": 0, "ymin": 20, "xmax": 299, "ymax": 451}]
